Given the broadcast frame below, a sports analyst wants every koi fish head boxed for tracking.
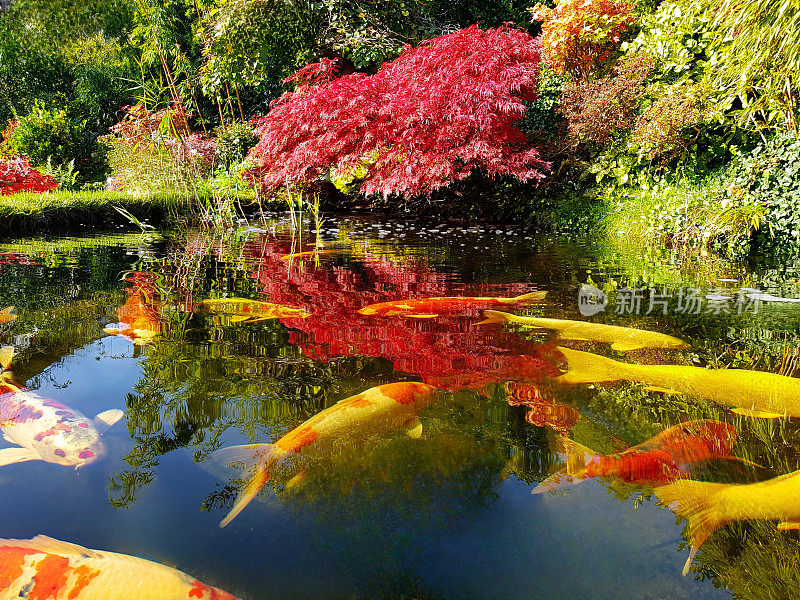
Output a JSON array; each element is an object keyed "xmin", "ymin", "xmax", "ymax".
[
  {"xmin": 357, "ymin": 307, "xmax": 378, "ymax": 315},
  {"xmin": 32, "ymin": 418, "xmax": 107, "ymax": 467},
  {"xmin": 378, "ymin": 381, "xmax": 438, "ymax": 412}
]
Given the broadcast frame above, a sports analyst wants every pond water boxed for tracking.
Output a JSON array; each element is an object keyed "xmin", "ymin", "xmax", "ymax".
[{"xmin": 2, "ymin": 214, "xmax": 800, "ymax": 599}]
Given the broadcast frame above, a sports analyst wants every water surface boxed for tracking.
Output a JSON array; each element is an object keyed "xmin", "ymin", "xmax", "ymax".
[{"xmin": 2, "ymin": 216, "xmax": 800, "ymax": 599}]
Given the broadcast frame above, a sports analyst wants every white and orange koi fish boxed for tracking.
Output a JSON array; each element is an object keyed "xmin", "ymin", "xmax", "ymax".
[
  {"xmin": 0, "ymin": 346, "xmax": 123, "ymax": 468},
  {"xmin": 0, "ymin": 535, "xmax": 238, "ymax": 599},
  {"xmin": 214, "ymin": 381, "xmax": 437, "ymax": 527}
]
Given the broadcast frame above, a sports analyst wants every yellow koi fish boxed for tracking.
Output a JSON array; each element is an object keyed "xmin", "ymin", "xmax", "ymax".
[
  {"xmin": 656, "ymin": 470, "xmax": 800, "ymax": 575},
  {"xmin": 279, "ymin": 249, "xmax": 342, "ymax": 262},
  {"xmin": 553, "ymin": 346, "xmax": 800, "ymax": 419},
  {"xmin": 0, "ymin": 306, "xmax": 16, "ymax": 325},
  {"xmin": 214, "ymin": 381, "xmax": 437, "ymax": 527},
  {"xmin": 478, "ymin": 310, "xmax": 690, "ymax": 352},
  {"xmin": 0, "ymin": 535, "xmax": 238, "ymax": 599},
  {"xmin": 196, "ymin": 298, "xmax": 310, "ymax": 323}
]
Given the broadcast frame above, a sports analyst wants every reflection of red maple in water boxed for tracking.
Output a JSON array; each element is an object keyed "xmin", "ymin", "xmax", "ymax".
[{"xmin": 241, "ymin": 235, "xmax": 560, "ymax": 389}]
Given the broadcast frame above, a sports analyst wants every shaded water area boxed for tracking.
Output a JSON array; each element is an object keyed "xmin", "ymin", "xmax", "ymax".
[{"xmin": 2, "ymin": 214, "xmax": 800, "ymax": 599}]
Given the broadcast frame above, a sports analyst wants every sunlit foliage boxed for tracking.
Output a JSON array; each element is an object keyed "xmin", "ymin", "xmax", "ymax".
[{"xmin": 530, "ymin": 0, "xmax": 636, "ymax": 81}]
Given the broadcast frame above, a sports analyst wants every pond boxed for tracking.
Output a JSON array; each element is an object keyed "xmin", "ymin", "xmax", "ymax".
[{"xmin": 2, "ymin": 214, "xmax": 800, "ymax": 599}]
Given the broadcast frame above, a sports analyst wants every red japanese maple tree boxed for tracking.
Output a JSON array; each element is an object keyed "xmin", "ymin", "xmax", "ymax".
[
  {"xmin": 0, "ymin": 157, "xmax": 59, "ymax": 195},
  {"xmin": 248, "ymin": 25, "xmax": 550, "ymax": 199}
]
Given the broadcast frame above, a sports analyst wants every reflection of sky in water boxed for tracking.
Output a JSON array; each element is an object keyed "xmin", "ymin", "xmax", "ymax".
[{"xmin": 2, "ymin": 219, "xmax": 797, "ymax": 599}]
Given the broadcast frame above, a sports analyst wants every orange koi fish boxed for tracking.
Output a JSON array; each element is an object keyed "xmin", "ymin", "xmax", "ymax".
[
  {"xmin": 533, "ymin": 420, "xmax": 739, "ymax": 493},
  {"xmin": 356, "ymin": 290, "xmax": 547, "ymax": 319},
  {"xmin": 657, "ymin": 470, "xmax": 800, "ymax": 575},
  {"xmin": 0, "ymin": 347, "xmax": 124, "ymax": 468},
  {"xmin": 103, "ymin": 289, "xmax": 162, "ymax": 345},
  {"xmin": 0, "ymin": 535, "xmax": 238, "ymax": 599},
  {"xmin": 0, "ymin": 306, "xmax": 15, "ymax": 325},
  {"xmin": 196, "ymin": 298, "xmax": 310, "ymax": 323},
  {"xmin": 213, "ymin": 381, "xmax": 437, "ymax": 527},
  {"xmin": 504, "ymin": 382, "xmax": 580, "ymax": 433}
]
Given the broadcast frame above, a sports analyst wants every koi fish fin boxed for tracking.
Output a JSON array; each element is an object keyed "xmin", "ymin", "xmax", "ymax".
[
  {"xmin": 730, "ymin": 407, "xmax": 785, "ymax": 419},
  {"xmin": 655, "ymin": 479, "xmax": 730, "ymax": 564},
  {"xmin": 554, "ymin": 347, "xmax": 634, "ymax": 385},
  {"xmin": 103, "ymin": 327, "xmax": 122, "ymax": 336},
  {"xmin": 407, "ymin": 314, "xmax": 438, "ymax": 319},
  {"xmin": 682, "ymin": 547, "xmax": 699, "ymax": 577},
  {"xmin": 777, "ymin": 521, "xmax": 800, "ymax": 531},
  {"xmin": 284, "ymin": 470, "xmax": 307, "ymax": 491},
  {"xmin": 220, "ymin": 460, "xmax": 272, "ymax": 528},
  {"xmin": 509, "ymin": 291, "xmax": 547, "ymax": 304},
  {"xmin": 403, "ymin": 417, "xmax": 423, "ymax": 439},
  {"xmin": 610, "ymin": 341, "xmax": 644, "ymax": 352},
  {"xmin": 0, "ymin": 306, "xmax": 12, "ymax": 315},
  {"xmin": 94, "ymin": 409, "xmax": 124, "ymax": 433},
  {"xmin": 476, "ymin": 310, "xmax": 514, "ymax": 326},
  {"xmin": 0, "ymin": 446, "xmax": 42, "ymax": 466},
  {"xmin": 211, "ymin": 444, "xmax": 275, "ymax": 527},
  {"xmin": 532, "ymin": 469, "xmax": 585, "ymax": 494},
  {"xmin": 556, "ymin": 436, "xmax": 596, "ymax": 475},
  {"xmin": 229, "ymin": 315, "xmax": 252, "ymax": 323},
  {"xmin": 730, "ymin": 455, "xmax": 766, "ymax": 469},
  {"xmin": 644, "ymin": 386, "xmax": 682, "ymax": 395},
  {"xmin": 0, "ymin": 346, "xmax": 13, "ymax": 370},
  {"xmin": 0, "ymin": 535, "xmax": 103, "ymax": 559}
]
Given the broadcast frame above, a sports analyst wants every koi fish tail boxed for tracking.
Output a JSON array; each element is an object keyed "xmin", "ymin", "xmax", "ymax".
[
  {"xmin": 554, "ymin": 347, "xmax": 637, "ymax": 385},
  {"xmin": 212, "ymin": 444, "xmax": 276, "ymax": 528},
  {"xmin": 655, "ymin": 480, "xmax": 730, "ymax": 575},
  {"xmin": 477, "ymin": 310, "xmax": 517, "ymax": 326},
  {"xmin": 0, "ymin": 346, "xmax": 13, "ymax": 371},
  {"xmin": 506, "ymin": 290, "xmax": 547, "ymax": 304},
  {"xmin": 532, "ymin": 436, "xmax": 594, "ymax": 494}
]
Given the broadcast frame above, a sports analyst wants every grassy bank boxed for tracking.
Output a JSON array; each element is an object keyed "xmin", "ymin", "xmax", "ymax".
[{"xmin": 0, "ymin": 190, "xmax": 258, "ymax": 233}]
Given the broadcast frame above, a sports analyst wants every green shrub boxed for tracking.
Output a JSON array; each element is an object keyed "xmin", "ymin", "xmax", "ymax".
[
  {"xmin": 214, "ymin": 121, "xmax": 258, "ymax": 169},
  {"xmin": 724, "ymin": 133, "xmax": 800, "ymax": 255},
  {"xmin": 8, "ymin": 102, "xmax": 84, "ymax": 167}
]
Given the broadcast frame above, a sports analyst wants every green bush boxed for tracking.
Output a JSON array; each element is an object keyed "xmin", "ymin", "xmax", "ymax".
[
  {"xmin": 724, "ymin": 133, "xmax": 800, "ymax": 255},
  {"xmin": 214, "ymin": 121, "xmax": 258, "ymax": 169},
  {"xmin": 8, "ymin": 102, "xmax": 84, "ymax": 167}
]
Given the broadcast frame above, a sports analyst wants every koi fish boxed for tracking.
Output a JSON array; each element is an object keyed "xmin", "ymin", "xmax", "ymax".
[
  {"xmin": 553, "ymin": 346, "xmax": 800, "ymax": 419},
  {"xmin": 196, "ymin": 298, "xmax": 310, "ymax": 323},
  {"xmin": 213, "ymin": 381, "xmax": 437, "ymax": 527},
  {"xmin": 0, "ymin": 346, "xmax": 123, "ymax": 468},
  {"xmin": 279, "ymin": 249, "xmax": 342, "ymax": 262},
  {"xmin": 0, "ymin": 535, "xmax": 238, "ymax": 599},
  {"xmin": 103, "ymin": 289, "xmax": 162, "ymax": 345},
  {"xmin": 533, "ymin": 420, "xmax": 738, "ymax": 493},
  {"xmin": 745, "ymin": 291, "xmax": 800, "ymax": 303},
  {"xmin": 504, "ymin": 382, "xmax": 580, "ymax": 433},
  {"xmin": 656, "ymin": 470, "xmax": 800, "ymax": 575},
  {"xmin": 0, "ymin": 306, "xmax": 15, "ymax": 325},
  {"xmin": 478, "ymin": 310, "xmax": 690, "ymax": 352},
  {"xmin": 356, "ymin": 290, "xmax": 547, "ymax": 319}
]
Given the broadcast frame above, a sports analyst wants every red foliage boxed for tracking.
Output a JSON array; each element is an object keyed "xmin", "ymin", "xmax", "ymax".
[
  {"xmin": 248, "ymin": 25, "xmax": 550, "ymax": 199},
  {"xmin": 0, "ymin": 157, "xmax": 59, "ymax": 195}
]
